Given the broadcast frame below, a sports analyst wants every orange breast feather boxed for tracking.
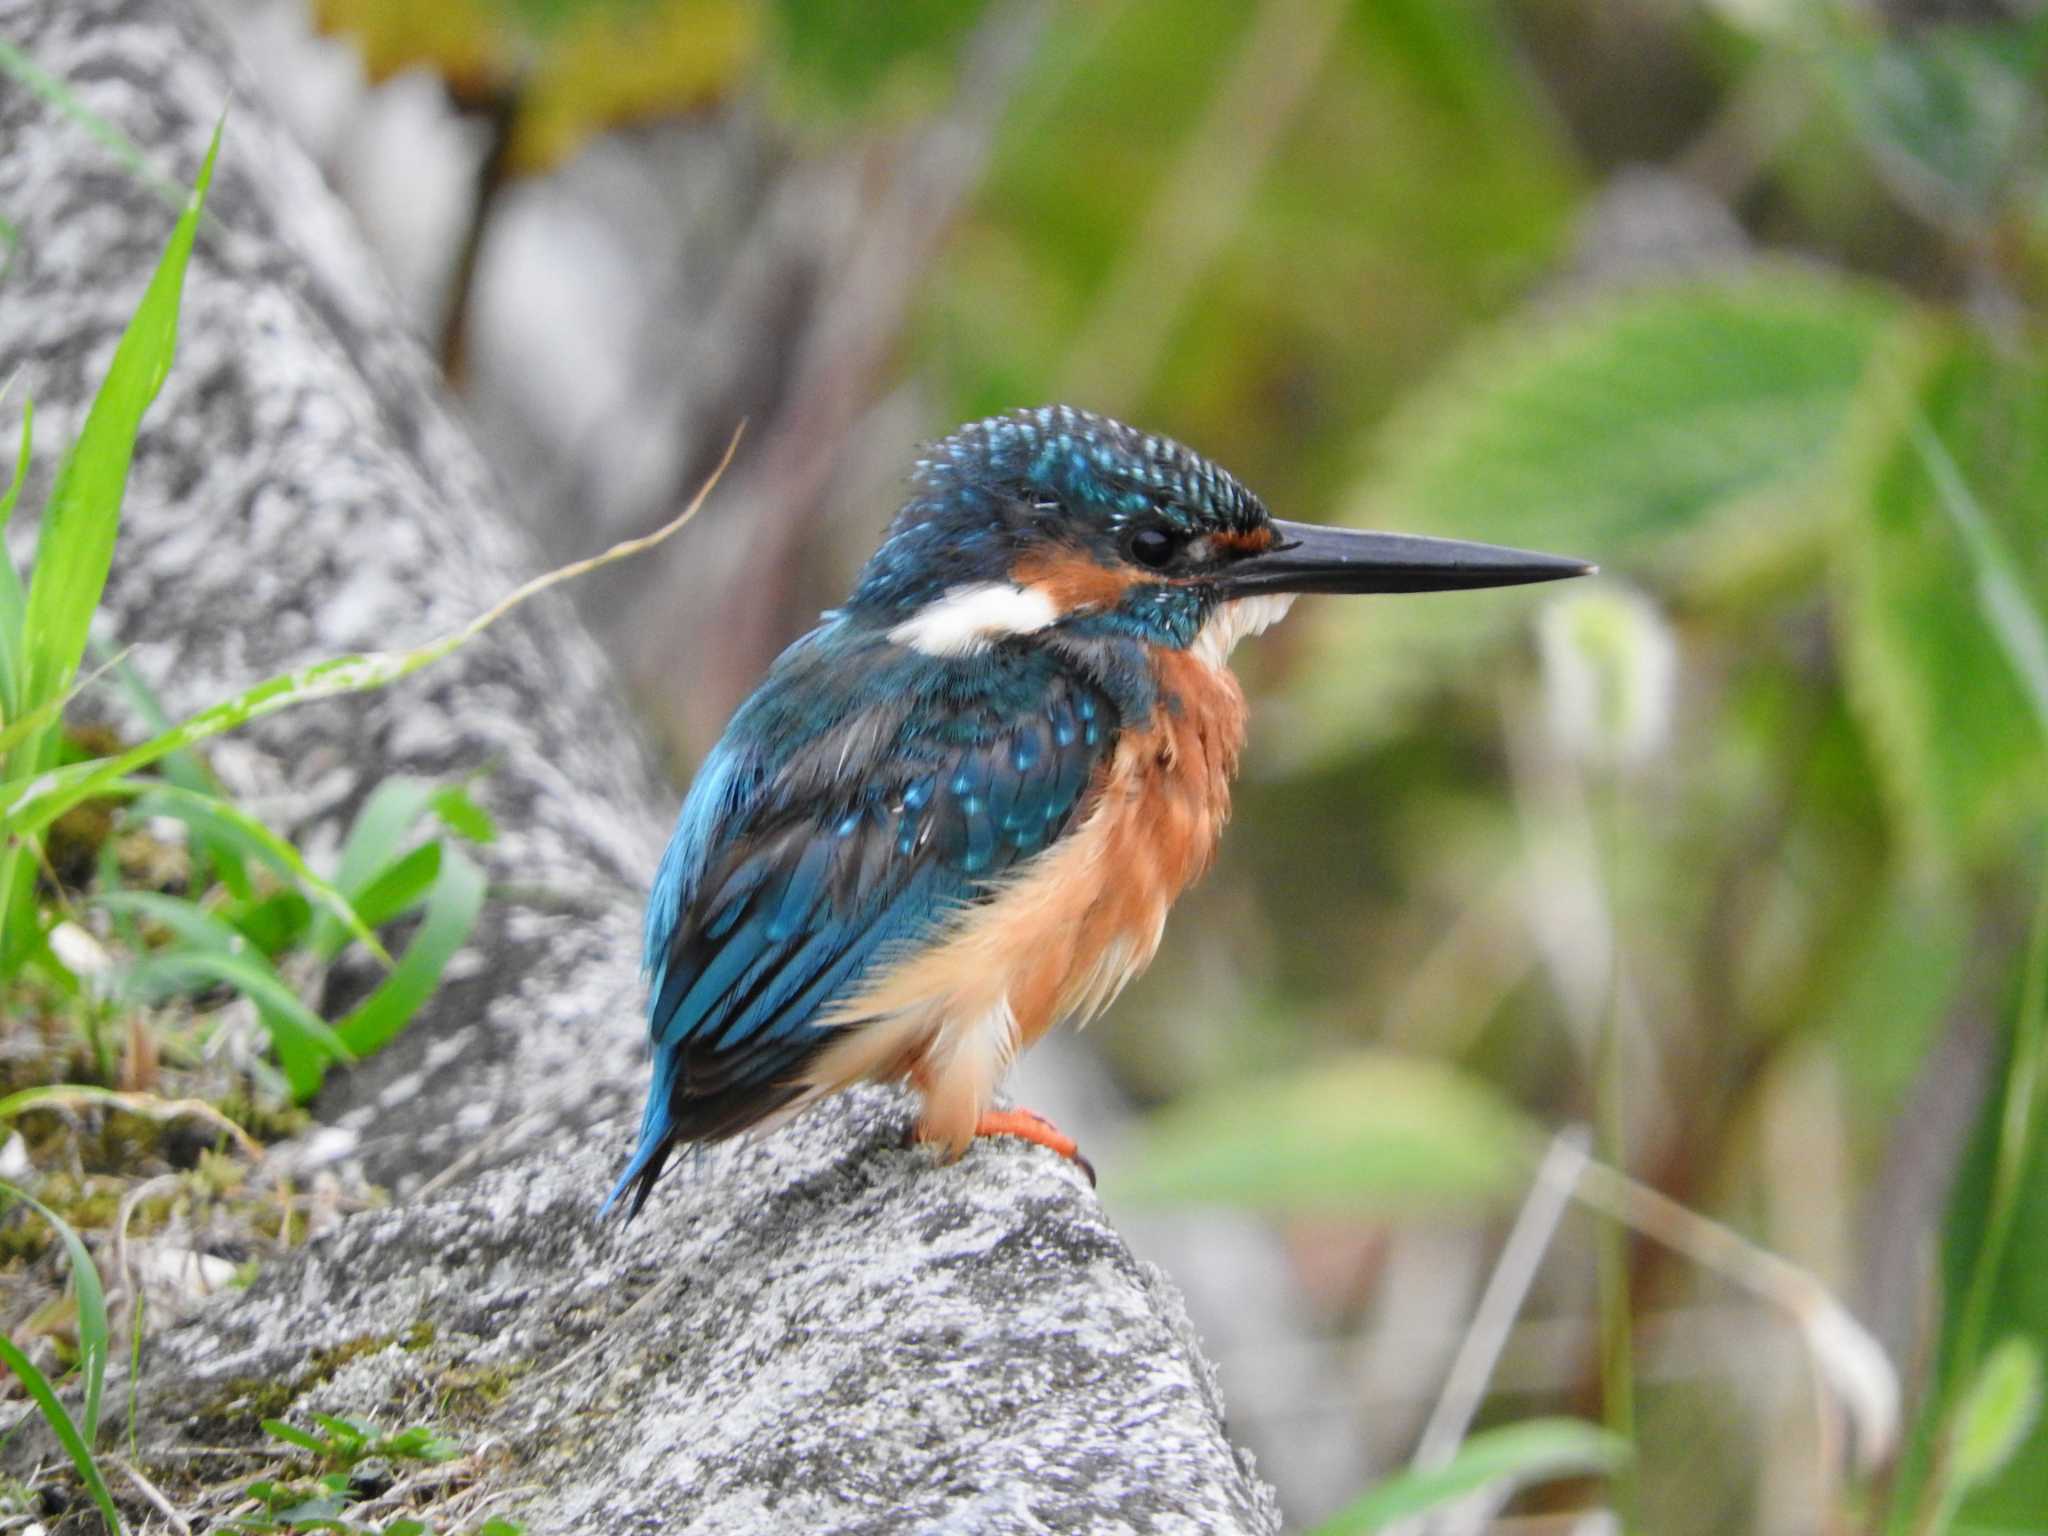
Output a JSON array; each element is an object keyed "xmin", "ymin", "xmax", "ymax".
[{"xmin": 804, "ymin": 647, "xmax": 1249, "ymax": 1153}]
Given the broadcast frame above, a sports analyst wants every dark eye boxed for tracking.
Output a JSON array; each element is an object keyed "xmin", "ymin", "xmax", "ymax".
[{"xmin": 1126, "ymin": 527, "xmax": 1178, "ymax": 570}]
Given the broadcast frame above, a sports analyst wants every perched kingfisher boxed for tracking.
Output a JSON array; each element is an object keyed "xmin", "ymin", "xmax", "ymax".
[{"xmin": 607, "ymin": 405, "xmax": 1591, "ymax": 1216}]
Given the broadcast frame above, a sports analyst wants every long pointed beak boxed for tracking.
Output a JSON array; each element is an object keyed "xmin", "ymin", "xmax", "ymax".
[{"xmin": 1220, "ymin": 519, "xmax": 1596, "ymax": 597}]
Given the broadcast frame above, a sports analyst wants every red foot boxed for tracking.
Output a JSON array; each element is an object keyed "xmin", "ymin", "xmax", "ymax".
[{"xmin": 973, "ymin": 1106, "xmax": 1096, "ymax": 1186}]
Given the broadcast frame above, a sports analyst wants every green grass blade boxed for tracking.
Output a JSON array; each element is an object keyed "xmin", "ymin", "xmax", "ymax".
[
  {"xmin": 0, "ymin": 121, "xmax": 220, "ymax": 977},
  {"xmin": 309, "ymin": 776, "xmax": 440, "ymax": 960},
  {"xmin": 1951, "ymin": 1338, "xmax": 2043, "ymax": 1498},
  {"xmin": 0, "ymin": 399, "xmax": 33, "ymax": 723},
  {"xmin": 334, "ymin": 845, "xmax": 484, "ymax": 1058},
  {"xmin": 0, "ymin": 424, "xmax": 736, "ymax": 850},
  {"xmin": 101, "ymin": 644, "xmax": 249, "ymax": 895},
  {"xmin": 0, "ymin": 644, "xmax": 128, "ymax": 761},
  {"xmin": 0, "ymin": 393, "xmax": 30, "ymax": 528},
  {"xmin": 132, "ymin": 783, "xmax": 392, "ymax": 966},
  {"xmin": 347, "ymin": 841, "xmax": 443, "ymax": 933},
  {"xmin": 0, "ymin": 36, "xmax": 185, "ymax": 209},
  {"xmin": 1306, "ymin": 1418, "xmax": 1629, "ymax": 1534},
  {"xmin": 1909, "ymin": 402, "xmax": 2048, "ymax": 1487},
  {"xmin": 127, "ymin": 1289, "xmax": 143, "ymax": 1463},
  {"xmin": 0, "ymin": 1332, "xmax": 125, "ymax": 1533},
  {"xmin": 94, "ymin": 887, "xmax": 251, "ymax": 955},
  {"xmin": 1909, "ymin": 417, "xmax": 2048, "ymax": 740},
  {"xmin": 19, "ymin": 120, "xmax": 218, "ymax": 730},
  {"xmin": 337, "ymin": 778, "xmax": 439, "ymax": 892},
  {"xmin": 0, "ymin": 654, "xmax": 412, "ymax": 842},
  {"xmin": 1951, "ymin": 870, "xmax": 2048, "ymax": 1405},
  {"xmin": 0, "ymin": 1178, "xmax": 114, "ymax": 1449},
  {"xmin": 123, "ymin": 949, "xmax": 352, "ymax": 1100}
]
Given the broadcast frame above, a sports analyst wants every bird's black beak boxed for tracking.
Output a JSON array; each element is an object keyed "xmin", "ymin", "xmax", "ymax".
[{"xmin": 1219, "ymin": 519, "xmax": 1596, "ymax": 597}]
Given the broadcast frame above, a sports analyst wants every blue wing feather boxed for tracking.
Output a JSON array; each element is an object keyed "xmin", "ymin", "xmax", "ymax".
[{"xmin": 606, "ymin": 622, "xmax": 1119, "ymax": 1216}]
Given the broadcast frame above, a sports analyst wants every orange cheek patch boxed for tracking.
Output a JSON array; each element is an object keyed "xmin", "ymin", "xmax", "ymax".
[{"xmin": 1013, "ymin": 548, "xmax": 1142, "ymax": 615}]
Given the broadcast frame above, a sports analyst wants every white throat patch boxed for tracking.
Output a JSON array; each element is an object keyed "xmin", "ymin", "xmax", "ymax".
[
  {"xmin": 1191, "ymin": 593, "xmax": 1296, "ymax": 670},
  {"xmin": 889, "ymin": 582, "xmax": 1059, "ymax": 657}
]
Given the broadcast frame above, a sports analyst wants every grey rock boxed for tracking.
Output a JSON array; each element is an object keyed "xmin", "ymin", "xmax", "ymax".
[
  {"xmin": 148, "ymin": 1090, "xmax": 1277, "ymax": 1535},
  {"xmin": 0, "ymin": 2, "xmax": 1278, "ymax": 1529}
]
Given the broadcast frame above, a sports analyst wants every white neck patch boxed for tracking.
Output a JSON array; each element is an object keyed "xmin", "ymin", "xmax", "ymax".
[
  {"xmin": 890, "ymin": 582, "xmax": 1059, "ymax": 657},
  {"xmin": 1191, "ymin": 593, "xmax": 1296, "ymax": 671}
]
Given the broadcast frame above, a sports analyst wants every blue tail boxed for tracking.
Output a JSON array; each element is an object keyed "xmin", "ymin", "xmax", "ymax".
[{"xmin": 601, "ymin": 1051, "xmax": 681, "ymax": 1221}]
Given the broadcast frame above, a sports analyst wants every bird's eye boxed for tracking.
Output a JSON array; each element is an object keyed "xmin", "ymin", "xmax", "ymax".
[{"xmin": 1126, "ymin": 527, "xmax": 1178, "ymax": 570}]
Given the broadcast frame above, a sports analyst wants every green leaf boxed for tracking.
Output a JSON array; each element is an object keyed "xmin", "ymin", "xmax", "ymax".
[
  {"xmin": 1831, "ymin": 327, "xmax": 2048, "ymax": 869},
  {"xmin": 1306, "ymin": 1418, "xmax": 1629, "ymax": 1534},
  {"xmin": 0, "ymin": 1330, "xmax": 125, "ymax": 1534},
  {"xmin": 0, "ymin": 654, "xmax": 117, "ymax": 762},
  {"xmin": 305, "ymin": 773, "xmax": 486, "ymax": 965},
  {"xmin": 0, "ymin": 398, "xmax": 32, "ymax": 722},
  {"xmin": 1904, "ymin": 877, "xmax": 2048, "ymax": 1529},
  {"xmin": 96, "ymin": 887, "xmax": 252, "ymax": 957},
  {"xmin": 19, "ymin": 120, "xmax": 217, "ymax": 734},
  {"xmin": 231, "ymin": 890, "xmax": 317, "ymax": 958},
  {"xmin": 769, "ymin": 0, "xmax": 992, "ymax": 122},
  {"xmin": 0, "ymin": 1179, "xmax": 118, "ymax": 1519},
  {"xmin": 1112, "ymin": 1050, "xmax": 1538, "ymax": 1213},
  {"xmin": 261, "ymin": 1418, "xmax": 332, "ymax": 1456},
  {"xmin": 103, "ymin": 644, "xmax": 250, "ymax": 895},
  {"xmin": 376, "ymin": 1423, "xmax": 461, "ymax": 1463},
  {"xmin": 347, "ymin": 842, "xmax": 443, "ymax": 934},
  {"xmin": 0, "ymin": 651, "xmax": 425, "ymax": 850},
  {"xmin": 0, "ymin": 421, "xmax": 735, "ymax": 861},
  {"xmin": 308, "ymin": 1411, "xmax": 368, "ymax": 1442},
  {"xmin": 1822, "ymin": 21, "xmax": 2047, "ymax": 236},
  {"xmin": 17, "ymin": 1183, "xmax": 111, "ymax": 1444},
  {"xmin": 427, "ymin": 781, "xmax": 497, "ymax": 844},
  {"xmin": 1950, "ymin": 1338, "xmax": 2043, "ymax": 1495},
  {"xmin": 1907, "ymin": 416, "xmax": 2048, "ymax": 743},
  {"xmin": 132, "ymin": 782, "xmax": 392, "ymax": 965},
  {"xmin": 0, "ymin": 390, "xmax": 28, "ymax": 531},
  {"xmin": 335, "ymin": 846, "xmax": 485, "ymax": 1058},
  {"xmin": 310, "ymin": 776, "xmax": 440, "ymax": 959},
  {"xmin": 1283, "ymin": 274, "xmax": 1899, "ymax": 758},
  {"xmin": 124, "ymin": 948, "xmax": 352, "ymax": 1101},
  {"xmin": 0, "ymin": 120, "xmax": 220, "ymax": 978}
]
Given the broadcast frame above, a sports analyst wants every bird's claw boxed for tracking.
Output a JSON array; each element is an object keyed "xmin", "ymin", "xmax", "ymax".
[
  {"xmin": 972, "ymin": 1106, "xmax": 1097, "ymax": 1187},
  {"xmin": 902, "ymin": 1105, "xmax": 1097, "ymax": 1186}
]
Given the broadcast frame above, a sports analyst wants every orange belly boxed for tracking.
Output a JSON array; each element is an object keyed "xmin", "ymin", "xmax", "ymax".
[{"xmin": 804, "ymin": 647, "xmax": 1249, "ymax": 1153}]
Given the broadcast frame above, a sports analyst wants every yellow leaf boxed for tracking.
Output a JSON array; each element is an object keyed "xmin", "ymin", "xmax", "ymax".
[
  {"xmin": 314, "ymin": 0, "xmax": 760, "ymax": 173},
  {"xmin": 512, "ymin": 0, "xmax": 758, "ymax": 172},
  {"xmin": 313, "ymin": 0, "xmax": 512, "ymax": 102}
]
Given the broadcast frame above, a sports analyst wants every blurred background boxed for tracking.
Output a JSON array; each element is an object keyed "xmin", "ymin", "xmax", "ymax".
[{"xmin": 206, "ymin": 0, "xmax": 2048, "ymax": 1530}]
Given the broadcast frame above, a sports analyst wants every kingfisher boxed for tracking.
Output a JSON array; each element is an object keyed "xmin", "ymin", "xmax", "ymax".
[{"xmin": 606, "ymin": 405, "xmax": 1591, "ymax": 1216}]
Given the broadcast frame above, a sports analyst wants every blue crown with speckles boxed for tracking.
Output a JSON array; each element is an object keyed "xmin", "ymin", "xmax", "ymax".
[{"xmin": 910, "ymin": 405, "xmax": 1266, "ymax": 536}]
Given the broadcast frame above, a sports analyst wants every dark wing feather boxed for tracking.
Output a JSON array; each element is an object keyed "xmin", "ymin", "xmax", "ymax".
[{"xmin": 607, "ymin": 635, "xmax": 1115, "ymax": 1216}]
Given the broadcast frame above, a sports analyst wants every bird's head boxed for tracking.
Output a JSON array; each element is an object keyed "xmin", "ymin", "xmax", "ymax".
[{"xmin": 847, "ymin": 405, "xmax": 1592, "ymax": 660}]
